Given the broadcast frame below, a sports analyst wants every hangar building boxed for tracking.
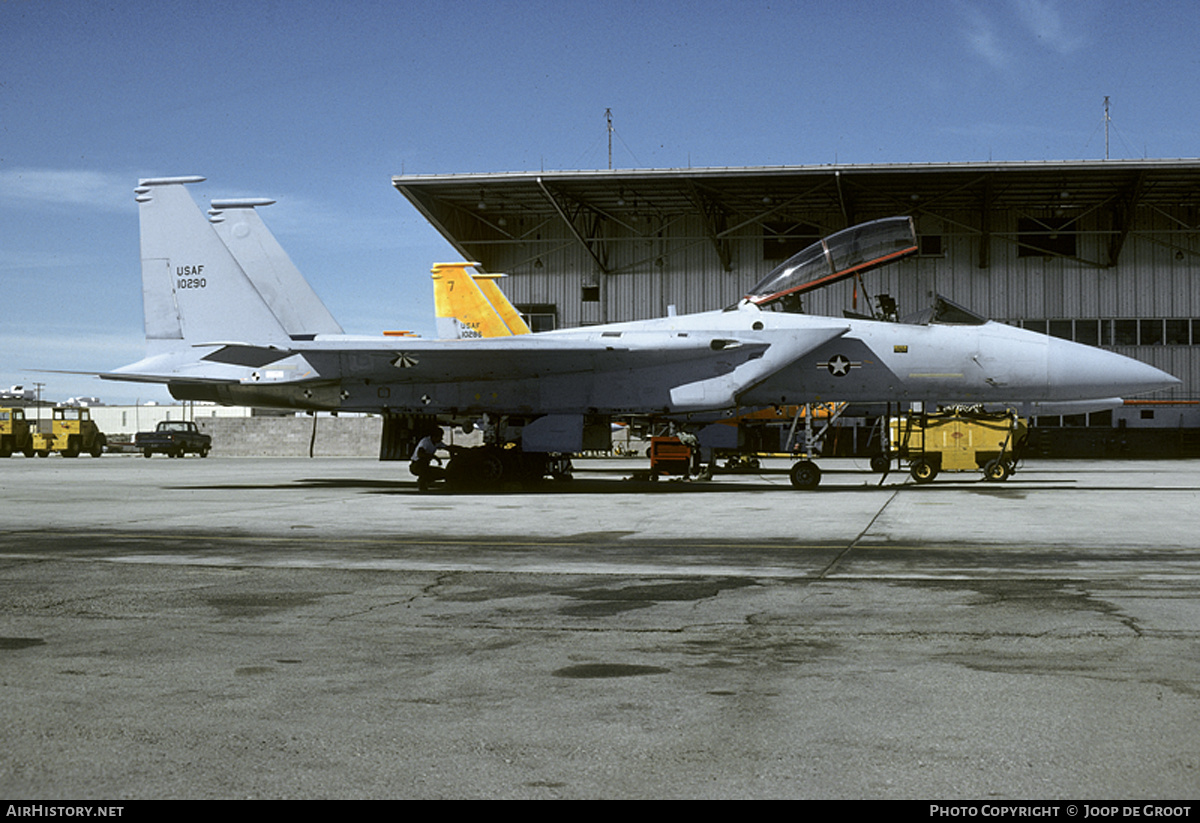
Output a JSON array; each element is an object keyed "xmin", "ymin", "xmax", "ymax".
[{"xmin": 394, "ymin": 160, "xmax": 1200, "ymax": 454}]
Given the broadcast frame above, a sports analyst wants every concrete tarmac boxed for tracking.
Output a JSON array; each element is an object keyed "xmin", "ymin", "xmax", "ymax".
[{"xmin": 1, "ymin": 455, "xmax": 1199, "ymax": 799}]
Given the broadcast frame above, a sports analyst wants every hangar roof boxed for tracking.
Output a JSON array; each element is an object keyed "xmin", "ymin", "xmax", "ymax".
[{"xmin": 392, "ymin": 159, "xmax": 1200, "ymax": 272}]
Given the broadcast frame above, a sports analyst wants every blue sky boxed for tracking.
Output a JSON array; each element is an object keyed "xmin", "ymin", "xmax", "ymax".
[{"xmin": 3, "ymin": 0, "xmax": 1198, "ymax": 404}]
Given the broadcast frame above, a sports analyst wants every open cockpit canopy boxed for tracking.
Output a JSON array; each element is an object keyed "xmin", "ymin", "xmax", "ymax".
[{"xmin": 745, "ymin": 217, "xmax": 918, "ymax": 307}]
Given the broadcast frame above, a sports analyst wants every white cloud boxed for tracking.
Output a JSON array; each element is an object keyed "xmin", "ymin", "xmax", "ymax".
[
  {"xmin": 959, "ymin": 0, "xmax": 1087, "ymax": 72},
  {"xmin": 960, "ymin": 5, "xmax": 1012, "ymax": 70},
  {"xmin": 0, "ymin": 168, "xmax": 135, "ymax": 213},
  {"xmin": 1014, "ymin": 0, "xmax": 1086, "ymax": 55}
]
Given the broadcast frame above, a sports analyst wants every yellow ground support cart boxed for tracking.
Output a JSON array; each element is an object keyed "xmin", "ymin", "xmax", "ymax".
[
  {"xmin": 889, "ymin": 407, "xmax": 1026, "ymax": 483},
  {"xmin": 29, "ymin": 407, "xmax": 107, "ymax": 458},
  {"xmin": 0, "ymin": 407, "xmax": 36, "ymax": 458}
]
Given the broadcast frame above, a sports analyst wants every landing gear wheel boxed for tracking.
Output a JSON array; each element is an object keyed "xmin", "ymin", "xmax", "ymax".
[
  {"xmin": 983, "ymin": 459, "xmax": 1011, "ymax": 482},
  {"xmin": 789, "ymin": 460, "xmax": 821, "ymax": 490},
  {"xmin": 910, "ymin": 459, "xmax": 938, "ymax": 484},
  {"xmin": 477, "ymin": 452, "xmax": 505, "ymax": 485}
]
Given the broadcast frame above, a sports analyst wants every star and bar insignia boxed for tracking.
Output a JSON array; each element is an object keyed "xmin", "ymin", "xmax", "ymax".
[{"xmin": 817, "ymin": 354, "xmax": 862, "ymax": 377}]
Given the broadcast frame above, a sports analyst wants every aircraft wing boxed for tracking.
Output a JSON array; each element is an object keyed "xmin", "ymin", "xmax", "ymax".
[
  {"xmin": 201, "ymin": 331, "xmax": 776, "ymax": 383},
  {"xmin": 114, "ymin": 321, "xmax": 851, "ymax": 416}
]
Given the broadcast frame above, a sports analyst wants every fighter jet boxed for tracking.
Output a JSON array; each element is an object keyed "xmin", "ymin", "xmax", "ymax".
[{"xmin": 101, "ymin": 176, "xmax": 1179, "ymax": 487}]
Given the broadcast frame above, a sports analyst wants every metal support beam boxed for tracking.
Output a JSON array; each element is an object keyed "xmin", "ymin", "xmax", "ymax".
[
  {"xmin": 686, "ymin": 181, "xmax": 733, "ymax": 272},
  {"xmin": 835, "ymin": 170, "xmax": 856, "ymax": 227},
  {"xmin": 1108, "ymin": 170, "xmax": 1147, "ymax": 267},
  {"xmin": 536, "ymin": 177, "xmax": 610, "ymax": 275},
  {"xmin": 978, "ymin": 175, "xmax": 993, "ymax": 269}
]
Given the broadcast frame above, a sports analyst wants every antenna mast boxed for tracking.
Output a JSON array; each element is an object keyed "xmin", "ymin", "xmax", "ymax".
[
  {"xmin": 606, "ymin": 108, "xmax": 613, "ymax": 170},
  {"xmin": 1104, "ymin": 96, "xmax": 1111, "ymax": 160}
]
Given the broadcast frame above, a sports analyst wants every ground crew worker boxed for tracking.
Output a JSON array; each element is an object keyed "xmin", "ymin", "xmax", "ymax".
[{"xmin": 410, "ymin": 428, "xmax": 451, "ymax": 490}]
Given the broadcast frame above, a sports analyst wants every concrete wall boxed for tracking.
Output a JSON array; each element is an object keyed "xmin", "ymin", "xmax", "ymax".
[{"xmin": 196, "ymin": 416, "xmax": 383, "ymax": 457}]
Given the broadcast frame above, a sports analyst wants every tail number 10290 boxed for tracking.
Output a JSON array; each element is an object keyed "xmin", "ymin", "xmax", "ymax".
[{"xmin": 177, "ymin": 265, "xmax": 207, "ymax": 289}]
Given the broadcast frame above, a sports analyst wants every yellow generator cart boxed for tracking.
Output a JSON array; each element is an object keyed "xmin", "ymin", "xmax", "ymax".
[
  {"xmin": 29, "ymin": 407, "xmax": 107, "ymax": 458},
  {"xmin": 890, "ymin": 408, "xmax": 1026, "ymax": 483},
  {"xmin": 0, "ymin": 407, "xmax": 36, "ymax": 458}
]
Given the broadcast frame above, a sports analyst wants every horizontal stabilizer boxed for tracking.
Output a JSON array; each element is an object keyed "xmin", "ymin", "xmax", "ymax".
[{"xmin": 200, "ymin": 344, "xmax": 294, "ymax": 368}]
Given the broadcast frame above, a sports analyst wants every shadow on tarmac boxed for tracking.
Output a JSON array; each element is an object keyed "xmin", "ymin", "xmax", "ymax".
[{"xmin": 164, "ymin": 473, "xmax": 1080, "ymax": 496}]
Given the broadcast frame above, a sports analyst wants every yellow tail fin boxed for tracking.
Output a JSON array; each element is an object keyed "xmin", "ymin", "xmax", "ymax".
[
  {"xmin": 471, "ymin": 273, "xmax": 531, "ymax": 335},
  {"xmin": 430, "ymin": 262, "xmax": 513, "ymax": 339}
]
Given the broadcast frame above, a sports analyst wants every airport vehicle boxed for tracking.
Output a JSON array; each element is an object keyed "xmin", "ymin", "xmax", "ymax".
[
  {"xmin": 0, "ymin": 407, "xmax": 35, "ymax": 457},
  {"xmin": 134, "ymin": 420, "xmax": 212, "ymax": 458},
  {"xmin": 888, "ymin": 407, "xmax": 1027, "ymax": 483},
  {"xmin": 28, "ymin": 407, "xmax": 106, "ymax": 458},
  {"xmin": 88, "ymin": 177, "xmax": 1178, "ymax": 489}
]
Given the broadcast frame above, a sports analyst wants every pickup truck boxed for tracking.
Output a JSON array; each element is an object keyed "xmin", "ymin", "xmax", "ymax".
[{"xmin": 134, "ymin": 420, "xmax": 212, "ymax": 458}]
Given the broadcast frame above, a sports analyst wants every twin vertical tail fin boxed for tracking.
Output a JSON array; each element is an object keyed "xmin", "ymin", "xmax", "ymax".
[
  {"xmin": 135, "ymin": 177, "xmax": 292, "ymax": 353},
  {"xmin": 134, "ymin": 176, "xmax": 344, "ymax": 359},
  {"xmin": 136, "ymin": 178, "xmax": 527, "ymax": 356},
  {"xmin": 431, "ymin": 262, "xmax": 530, "ymax": 339},
  {"xmin": 472, "ymin": 273, "xmax": 531, "ymax": 335}
]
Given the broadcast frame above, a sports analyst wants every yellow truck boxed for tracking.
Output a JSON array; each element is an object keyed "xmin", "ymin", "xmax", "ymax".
[
  {"xmin": 27, "ymin": 407, "xmax": 107, "ymax": 458},
  {"xmin": 889, "ymin": 407, "xmax": 1026, "ymax": 483},
  {"xmin": 0, "ymin": 407, "xmax": 36, "ymax": 458}
]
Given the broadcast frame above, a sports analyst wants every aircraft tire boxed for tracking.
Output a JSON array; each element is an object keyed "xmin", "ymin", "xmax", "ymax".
[
  {"xmin": 789, "ymin": 460, "xmax": 821, "ymax": 490},
  {"xmin": 479, "ymin": 453, "xmax": 504, "ymax": 484}
]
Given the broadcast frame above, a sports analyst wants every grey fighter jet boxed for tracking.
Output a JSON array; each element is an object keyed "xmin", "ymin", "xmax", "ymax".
[{"xmin": 101, "ymin": 177, "xmax": 1178, "ymax": 486}]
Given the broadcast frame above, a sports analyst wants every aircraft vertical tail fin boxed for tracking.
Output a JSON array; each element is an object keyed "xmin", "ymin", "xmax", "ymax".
[
  {"xmin": 430, "ymin": 262, "xmax": 512, "ymax": 339},
  {"xmin": 472, "ymin": 273, "xmax": 531, "ymax": 335},
  {"xmin": 135, "ymin": 177, "xmax": 291, "ymax": 352},
  {"xmin": 207, "ymin": 199, "xmax": 344, "ymax": 336}
]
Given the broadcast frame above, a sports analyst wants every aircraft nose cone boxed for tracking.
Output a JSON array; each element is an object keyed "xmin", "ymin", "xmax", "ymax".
[{"xmin": 1047, "ymin": 338, "xmax": 1180, "ymax": 399}]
